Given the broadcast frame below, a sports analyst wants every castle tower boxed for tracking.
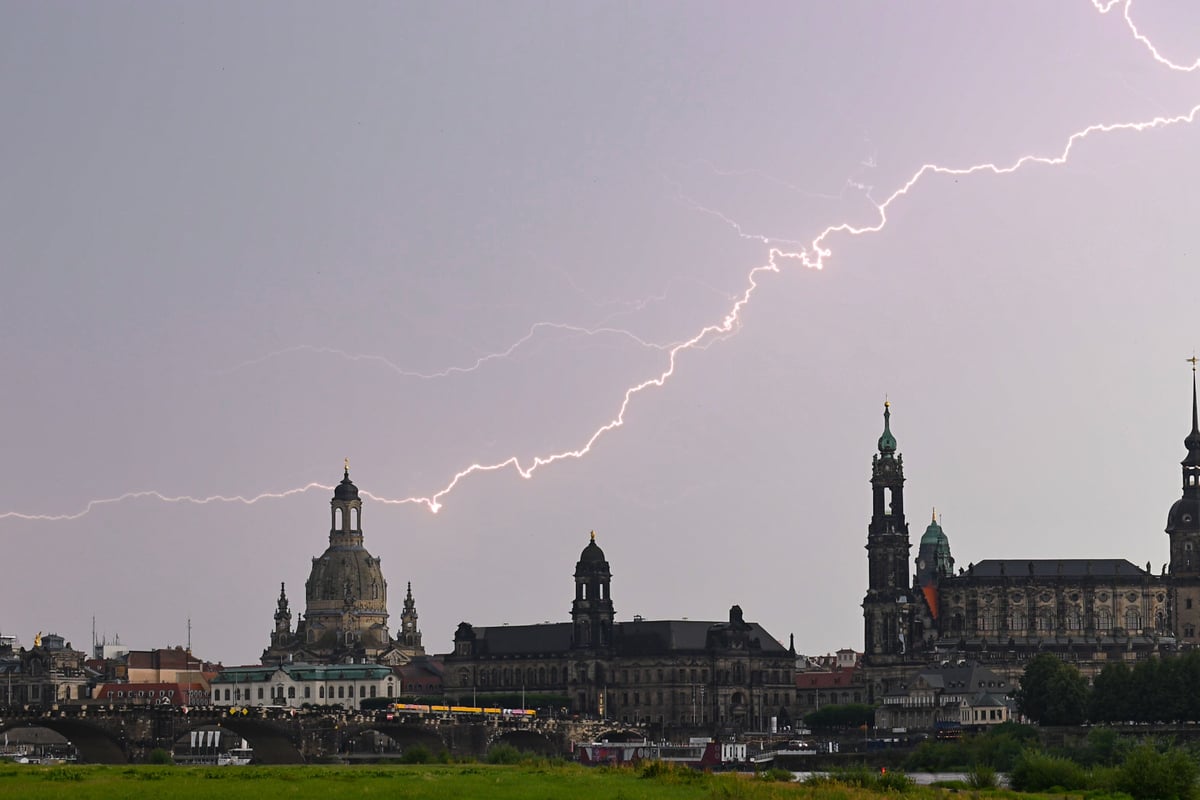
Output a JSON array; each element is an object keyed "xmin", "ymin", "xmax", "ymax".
[
  {"xmin": 862, "ymin": 401, "xmax": 915, "ymax": 664},
  {"xmin": 571, "ymin": 532, "xmax": 613, "ymax": 650},
  {"xmin": 1168, "ymin": 364, "xmax": 1200, "ymax": 642}
]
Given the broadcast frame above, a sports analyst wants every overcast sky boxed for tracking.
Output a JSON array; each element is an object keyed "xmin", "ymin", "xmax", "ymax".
[{"xmin": 4, "ymin": 2, "xmax": 1200, "ymax": 665}]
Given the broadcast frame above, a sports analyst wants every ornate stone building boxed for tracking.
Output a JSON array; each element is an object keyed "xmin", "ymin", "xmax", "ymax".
[
  {"xmin": 861, "ymin": 374, "xmax": 1200, "ymax": 693},
  {"xmin": 443, "ymin": 534, "xmax": 796, "ymax": 733},
  {"xmin": 261, "ymin": 467, "xmax": 425, "ymax": 666},
  {"xmin": 0, "ymin": 633, "xmax": 88, "ymax": 705}
]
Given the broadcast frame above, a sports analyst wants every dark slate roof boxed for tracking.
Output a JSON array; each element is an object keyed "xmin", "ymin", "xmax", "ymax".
[
  {"xmin": 616, "ymin": 620, "xmax": 787, "ymax": 656},
  {"xmin": 467, "ymin": 619, "xmax": 789, "ymax": 658},
  {"xmin": 966, "ymin": 559, "xmax": 1147, "ymax": 578},
  {"xmin": 473, "ymin": 623, "xmax": 574, "ymax": 655},
  {"xmin": 886, "ymin": 662, "xmax": 1009, "ymax": 697}
]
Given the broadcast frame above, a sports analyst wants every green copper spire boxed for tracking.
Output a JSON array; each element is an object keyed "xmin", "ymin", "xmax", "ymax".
[{"xmin": 877, "ymin": 399, "xmax": 897, "ymax": 454}]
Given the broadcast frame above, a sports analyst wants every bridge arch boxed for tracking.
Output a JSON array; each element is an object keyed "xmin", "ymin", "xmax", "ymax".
[
  {"xmin": 343, "ymin": 723, "xmax": 447, "ymax": 758},
  {"xmin": 0, "ymin": 719, "xmax": 127, "ymax": 764},
  {"xmin": 172, "ymin": 717, "xmax": 305, "ymax": 764}
]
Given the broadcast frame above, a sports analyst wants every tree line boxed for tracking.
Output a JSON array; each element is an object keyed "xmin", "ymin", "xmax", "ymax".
[{"xmin": 1017, "ymin": 651, "xmax": 1200, "ymax": 725}]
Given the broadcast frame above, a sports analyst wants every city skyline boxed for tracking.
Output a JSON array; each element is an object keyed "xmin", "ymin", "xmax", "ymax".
[{"xmin": 3, "ymin": 2, "xmax": 1200, "ymax": 664}]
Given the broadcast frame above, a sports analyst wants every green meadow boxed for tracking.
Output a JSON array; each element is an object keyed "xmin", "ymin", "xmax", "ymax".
[{"xmin": 0, "ymin": 761, "xmax": 1100, "ymax": 800}]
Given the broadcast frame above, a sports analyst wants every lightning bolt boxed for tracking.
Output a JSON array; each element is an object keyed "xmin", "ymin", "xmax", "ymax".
[
  {"xmin": 0, "ymin": 485, "xmax": 335, "ymax": 522},
  {"xmin": 1093, "ymin": 0, "xmax": 1200, "ymax": 72},
  {"xmin": 5, "ymin": 1, "xmax": 1199, "ymax": 523},
  {"xmin": 217, "ymin": 322, "xmax": 679, "ymax": 381}
]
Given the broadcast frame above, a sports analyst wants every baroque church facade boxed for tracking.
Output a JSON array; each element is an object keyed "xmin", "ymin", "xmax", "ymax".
[
  {"xmin": 443, "ymin": 534, "xmax": 797, "ymax": 733},
  {"xmin": 261, "ymin": 467, "xmax": 425, "ymax": 666},
  {"xmin": 862, "ymin": 376, "xmax": 1200, "ymax": 693}
]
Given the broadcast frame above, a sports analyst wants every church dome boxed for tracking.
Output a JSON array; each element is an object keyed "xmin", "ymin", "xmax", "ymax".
[
  {"xmin": 334, "ymin": 467, "xmax": 359, "ymax": 501},
  {"xmin": 305, "ymin": 541, "xmax": 387, "ymax": 606},
  {"xmin": 1167, "ymin": 496, "xmax": 1200, "ymax": 532},
  {"xmin": 920, "ymin": 518, "xmax": 946, "ymax": 548},
  {"xmin": 578, "ymin": 531, "xmax": 607, "ymax": 565}
]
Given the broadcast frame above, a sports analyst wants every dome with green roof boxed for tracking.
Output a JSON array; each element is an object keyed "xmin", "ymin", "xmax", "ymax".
[
  {"xmin": 916, "ymin": 509, "xmax": 954, "ymax": 584},
  {"xmin": 878, "ymin": 401, "xmax": 897, "ymax": 454},
  {"xmin": 921, "ymin": 516, "xmax": 947, "ymax": 548}
]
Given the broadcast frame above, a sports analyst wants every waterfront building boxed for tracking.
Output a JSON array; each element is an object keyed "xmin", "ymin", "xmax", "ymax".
[
  {"xmin": 443, "ymin": 534, "xmax": 796, "ymax": 733},
  {"xmin": 861, "ymin": 374, "xmax": 1200, "ymax": 693},
  {"xmin": 211, "ymin": 662, "xmax": 397, "ymax": 710}
]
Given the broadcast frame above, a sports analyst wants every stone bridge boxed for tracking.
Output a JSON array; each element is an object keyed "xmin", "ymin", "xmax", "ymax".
[{"xmin": 0, "ymin": 705, "xmax": 648, "ymax": 764}]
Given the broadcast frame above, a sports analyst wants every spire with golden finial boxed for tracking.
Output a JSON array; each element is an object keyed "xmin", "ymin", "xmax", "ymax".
[{"xmin": 590, "ymin": 530, "xmax": 596, "ymax": 542}]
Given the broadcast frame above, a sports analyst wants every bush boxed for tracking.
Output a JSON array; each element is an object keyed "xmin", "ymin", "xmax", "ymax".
[
  {"xmin": 486, "ymin": 744, "xmax": 522, "ymax": 765},
  {"xmin": 816, "ymin": 765, "xmax": 913, "ymax": 792},
  {"xmin": 399, "ymin": 744, "xmax": 433, "ymax": 764},
  {"xmin": 146, "ymin": 748, "xmax": 174, "ymax": 765},
  {"xmin": 1008, "ymin": 749, "xmax": 1089, "ymax": 792},
  {"xmin": 966, "ymin": 763, "xmax": 997, "ymax": 789},
  {"xmin": 1112, "ymin": 744, "xmax": 1198, "ymax": 800}
]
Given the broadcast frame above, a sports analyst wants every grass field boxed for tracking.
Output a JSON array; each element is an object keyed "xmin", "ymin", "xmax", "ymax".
[{"xmin": 0, "ymin": 761, "xmax": 1074, "ymax": 800}]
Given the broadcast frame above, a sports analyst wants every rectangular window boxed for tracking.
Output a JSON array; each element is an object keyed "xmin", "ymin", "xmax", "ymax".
[
  {"xmin": 304, "ymin": 686, "xmax": 311, "ymax": 698},
  {"xmin": 224, "ymin": 689, "xmax": 231, "ymax": 701},
  {"xmin": 258, "ymin": 687, "xmax": 264, "ymax": 699},
  {"xmin": 338, "ymin": 686, "xmax": 345, "ymax": 699}
]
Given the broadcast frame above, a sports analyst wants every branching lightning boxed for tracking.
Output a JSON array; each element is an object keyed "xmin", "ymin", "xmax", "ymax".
[
  {"xmin": 1093, "ymin": 0, "xmax": 1200, "ymax": 72},
  {"xmin": 219, "ymin": 322, "xmax": 679, "ymax": 381},
  {"xmin": 4, "ymin": 0, "xmax": 1199, "ymax": 524}
]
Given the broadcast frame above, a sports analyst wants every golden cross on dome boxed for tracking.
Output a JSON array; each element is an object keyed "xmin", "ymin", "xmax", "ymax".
[
  {"xmin": 344, "ymin": 457, "xmax": 350, "ymax": 473},
  {"xmin": 1189, "ymin": 354, "xmax": 1198, "ymax": 373}
]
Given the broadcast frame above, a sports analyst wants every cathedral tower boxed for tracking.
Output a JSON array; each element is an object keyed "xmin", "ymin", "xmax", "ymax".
[
  {"xmin": 862, "ymin": 401, "xmax": 915, "ymax": 663},
  {"xmin": 1168, "ymin": 365, "xmax": 1200, "ymax": 641}
]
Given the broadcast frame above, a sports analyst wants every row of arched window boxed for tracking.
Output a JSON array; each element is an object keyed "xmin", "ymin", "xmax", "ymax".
[{"xmin": 947, "ymin": 606, "xmax": 1165, "ymax": 633}]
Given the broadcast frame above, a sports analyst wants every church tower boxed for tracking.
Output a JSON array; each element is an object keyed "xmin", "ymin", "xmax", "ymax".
[
  {"xmin": 300, "ymin": 464, "xmax": 391, "ymax": 656},
  {"xmin": 399, "ymin": 582, "xmax": 423, "ymax": 651},
  {"xmin": 1168, "ymin": 364, "xmax": 1200, "ymax": 642},
  {"xmin": 571, "ymin": 532, "xmax": 614, "ymax": 650},
  {"xmin": 271, "ymin": 582, "xmax": 293, "ymax": 647},
  {"xmin": 862, "ymin": 401, "xmax": 915, "ymax": 664}
]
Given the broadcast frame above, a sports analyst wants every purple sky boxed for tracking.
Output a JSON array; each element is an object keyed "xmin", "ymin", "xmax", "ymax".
[{"xmin": 4, "ymin": 2, "xmax": 1200, "ymax": 665}]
